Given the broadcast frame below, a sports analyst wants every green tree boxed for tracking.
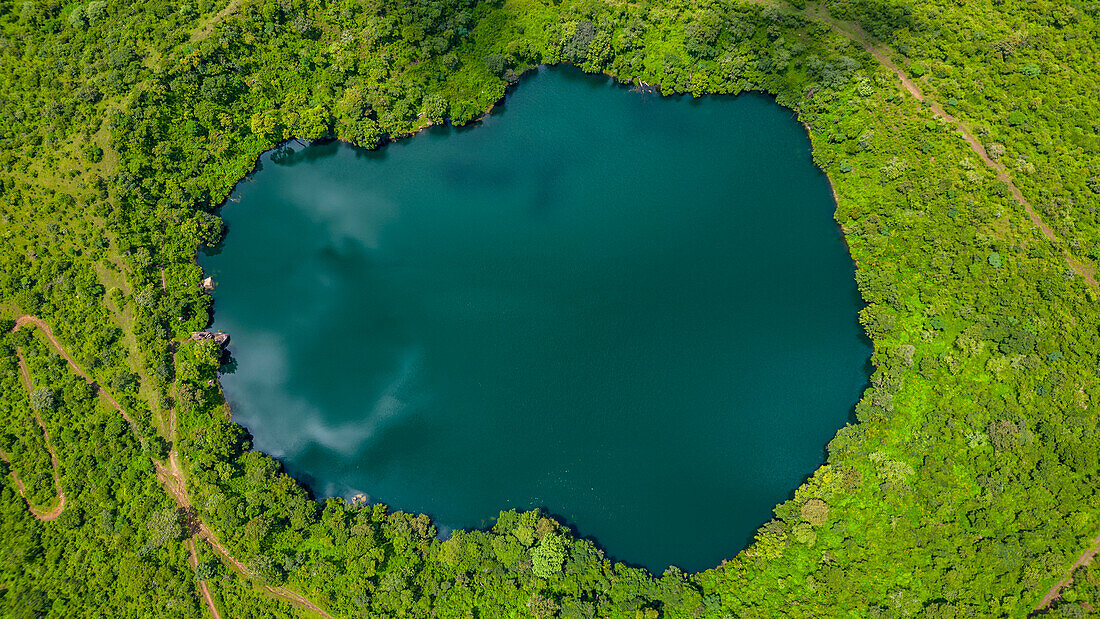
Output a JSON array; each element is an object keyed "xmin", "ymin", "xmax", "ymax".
[
  {"xmin": 801, "ymin": 498, "xmax": 830, "ymax": 527},
  {"xmin": 295, "ymin": 106, "xmax": 333, "ymax": 141},
  {"xmin": 30, "ymin": 388, "xmax": 55, "ymax": 411},
  {"xmin": 247, "ymin": 554, "xmax": 285, "ymax": 584},
  {"xmin": 146, "ymin": 508, "xmax": 183, "ymax": 548},
  {"xmin": 423, "ymin": 95, "xmax": 449, "ymax": 124},
  {"xmin": 531, "ymin": 532, "xmax": 566, "ymax": 578}
]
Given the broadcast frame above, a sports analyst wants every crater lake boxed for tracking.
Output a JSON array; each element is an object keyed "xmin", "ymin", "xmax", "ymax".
[{"xmin": 202, "ymin": 66, "xmax": 871, "ymax": 572}]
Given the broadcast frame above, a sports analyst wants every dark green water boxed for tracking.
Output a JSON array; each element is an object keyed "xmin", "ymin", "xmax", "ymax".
[{"xmin": 203, "ymin": 66, "xmax": 869, "ymax": 572}]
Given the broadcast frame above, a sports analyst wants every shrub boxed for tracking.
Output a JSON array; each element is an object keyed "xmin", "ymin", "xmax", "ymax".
[
  {"xmin": 531, "ymin": 533, "xmax": 566, "ymax": 578},
  {"xmin": 30, "ymin": 388, "xmax": 55, "ymax": 411},
  {"xmin": 801, "ymin": 498, "xmax": 831, "ymax": 527}
]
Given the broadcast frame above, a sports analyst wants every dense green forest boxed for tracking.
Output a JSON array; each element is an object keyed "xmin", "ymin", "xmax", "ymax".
[{"xmin": 1, "ymin": 0, "xmax": 1099, "ymax": 615}]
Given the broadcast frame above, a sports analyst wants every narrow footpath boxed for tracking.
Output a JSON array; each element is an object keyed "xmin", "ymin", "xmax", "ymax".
[
  {"xmin": 2, "ymin": 324, "xmax": 68, "ymax": 521},
  {"xmin": 1033, "ymin": 532, "xmax": 1100, "ymax": 612},
  {"xmin": 188, "ymin": 537, "xmax": 223, "ymax": 619},
  {"xmin": 796, "ymin": 4, "xmax": 1100, "ymax": 608},
  {"xmin": 746, "ymin": 0, "xmax": 1098, "ymax": 289},
  {"xmin": 743, "ymin": 1, "xmax": 1100, "ymax": 608},
  {"xmin": 9, "ymin": 315, "xmax": 332, "ymax": 618}
]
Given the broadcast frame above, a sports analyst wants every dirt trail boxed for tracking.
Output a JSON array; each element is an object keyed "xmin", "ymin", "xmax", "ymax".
[
  {"xmin": 188, "ymin": 537, "xmax": 223, "ymax": 619},
  {"xmin": 809, "ymin": 4, "xmax": 1094, "ymax": 283},
  {"xmin": 14, "ymin": 316, "xmax": 137, "ymax": 427},
  {"xmin": 189, "ymin": 0, "xmax": 243, "ymax": 43},
  {"xmin": 4, "ymin": 326, "xmax": 67, "ymax": 521},
  {"xmin": 0, "ymin": 451, "xmax": 63, "ymax": 520},
  {"xmin": 1034, "ymin": 532, "xmax": 1100, "ymax": 612},
  {"xmin": 781, "ymin": 1, "xmax": 1100, "ymax": 607},
  {"xmin": 172, "ymin": 484, "xmax": 329, "ymax": 615},
  {"xmin": 155, "ymin": 461, "xmax": 334, "ymax": 618},
  {"xmin": 780, "ymin": 1, "xmax": 1100, "ymax": 607},
  {"xmin": 2, "ymin": 459, "xmax": 30, "ymax": 498},
  {"xmin": 743, "ymin": 1, "xmax": 1097, "ymax": 288},
  {"xmin": 10, "ymin": 315, "xmax": 332, "ymax": 618},
  {"xmin": 165, "ymin": 344, "xmax": 223, "ymax": 619},
  {"xmin": 7, "ymin": 2, "xmax": 1085, "ymax": 614}
]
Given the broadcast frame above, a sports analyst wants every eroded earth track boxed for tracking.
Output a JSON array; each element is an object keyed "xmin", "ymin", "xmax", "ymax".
[
  {"xmin": 3, "ymin": 321, "xmax": 68, "ymax": 521},
  {"xmin": 8, "ymin": 315, "xmax": 331, "ymax": 618},
  {"xmin": 748, "ymin": 1, "xmax": 1098, "ymax": 289}
]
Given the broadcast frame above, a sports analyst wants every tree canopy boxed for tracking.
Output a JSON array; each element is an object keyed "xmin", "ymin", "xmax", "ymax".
[{"xmin": 2, "ymin": 0, "xmax": 1100, "ymax": 615}]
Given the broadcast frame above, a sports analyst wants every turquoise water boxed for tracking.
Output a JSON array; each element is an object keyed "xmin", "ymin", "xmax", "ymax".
[{"xmin": 202, "ymin": 66, "xmax": 870, "ymax": 572}]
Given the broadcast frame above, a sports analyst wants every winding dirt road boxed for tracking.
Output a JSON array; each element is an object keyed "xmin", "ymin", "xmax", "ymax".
[
  {"xmin": 752, "ymin": 1, "xmax": 1098, "ymax": 288},
  {"xmin": 9, "ymin": 315, "xmax": 331, "ymax": 618},
  {"xmin": 792, "ymin": 1, "xmax": 1100, "ymax": 607},
  {"xmin": 4, "ymin": 322, "xmax": 68, "ymax": 521},
  {"xmin": 5, "ymin": 2, "xmax": 1089, "ymax": 615},
  {"xmin": 0, "ymin": 451, "xmax": 64, "ymax": 521},
  {"xmin": 14, "ymin": 316, "xmax": 137, "ymax": 427}
]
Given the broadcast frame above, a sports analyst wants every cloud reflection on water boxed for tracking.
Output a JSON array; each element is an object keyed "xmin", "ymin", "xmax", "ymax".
[{"xmin": 237, "ymin": 332, "xmax": 426, "ymax": 460}]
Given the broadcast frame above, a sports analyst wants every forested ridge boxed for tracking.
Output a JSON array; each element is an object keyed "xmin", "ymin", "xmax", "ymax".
[{"xmin": 1, "ymin": 0, "xmax": 1099, "ymax": 616}]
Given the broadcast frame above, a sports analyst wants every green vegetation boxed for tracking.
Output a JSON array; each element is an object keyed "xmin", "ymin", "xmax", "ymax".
[
  {"xmin": 1, "ymin": 332, "xmax": 200, "ymax": 614},
  {"xmin": 825, "ymin": 0, "xmax": 1100, "ymax": 266},
  {"xmin": 1051, "ymin": 559, "xmax": 1100, "ymax": 617},
  {"xmin": 1, "ymin": 0, "xmax": 1099, "ymax": 616}
]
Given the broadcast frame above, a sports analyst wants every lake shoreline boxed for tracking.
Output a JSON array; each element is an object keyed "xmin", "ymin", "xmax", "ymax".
[{"xmin": 204, "ymin": 67, "xmax": 870, "ymax": 573}]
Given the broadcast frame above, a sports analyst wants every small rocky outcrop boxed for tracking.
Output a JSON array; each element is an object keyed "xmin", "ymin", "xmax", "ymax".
[
  {"xmin": 190, "ymin": 331, "xmax": 230, "ymax": 346},
  {"xmin": 200, "ymin": 276, "xmax": 215, "ymax": 291}
]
